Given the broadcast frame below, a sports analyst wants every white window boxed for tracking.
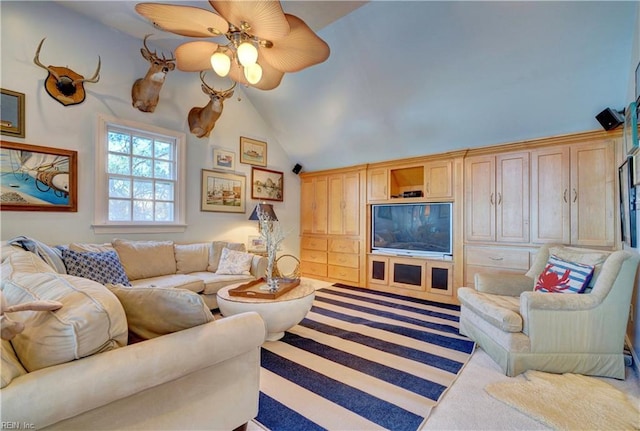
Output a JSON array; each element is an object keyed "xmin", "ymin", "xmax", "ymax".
[{"xmin": 94, "ymin": 115, "xmax": 186, "ymax": 234}]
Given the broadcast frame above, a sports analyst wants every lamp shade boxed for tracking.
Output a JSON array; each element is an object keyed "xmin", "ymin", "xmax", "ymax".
[
  {"xmin": 211, "ymin": 52, "xmax": 231, "ymax": 77},
  {"xmin": 249, "ymin": 203, "xmax": 278, "ymax": 221}
]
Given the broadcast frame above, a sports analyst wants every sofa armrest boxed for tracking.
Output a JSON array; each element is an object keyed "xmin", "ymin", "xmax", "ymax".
[
  {"xmin": 251, "ymin": 254, "xmax": 267, "ymax": 279},
  {"xmin": 474, "ymin": 273, "xmax": 534, "ymax": 296},
  {"xmin": 2, "ymin": 312, "xmax": 267, "ymax": 430}
]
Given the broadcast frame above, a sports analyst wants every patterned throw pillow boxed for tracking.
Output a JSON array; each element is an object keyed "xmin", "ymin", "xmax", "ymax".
[
  {"xmin": 62, "ymin": 249, "xmax": 131, "ymax": 286},
  {"xmin": 215, "ymin": 248, "xmax": 253, "ymax": 275},
  {"xmin": 534, "ymin": 254, "xmax": 594, "ymax": 294}
]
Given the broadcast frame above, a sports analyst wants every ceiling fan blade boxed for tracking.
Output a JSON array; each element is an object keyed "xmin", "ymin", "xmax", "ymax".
[
  {"xmin": 228, "ymin": 60, "xmax": 284, "ymax": 91},
  {"xmin": 175, "ymin": 41, "xmax": 220, "ymax": 72},
  {"xmin": 136, "ymin": 3, "xmax": 228, "ymax": 38},
  {"xmin": 209, "ymin": 0, "xmax": 289, "ymax": 41},
  {"xmin": 259, "ymin": 14, "xmax": 330, "ymax": 73}
]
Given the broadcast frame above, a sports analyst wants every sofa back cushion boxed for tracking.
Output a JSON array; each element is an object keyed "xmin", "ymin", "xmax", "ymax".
[
  {"xmin": 61, "ymin": 249, "xmax": 131, "ymax": 286},
  {"xmin": 207, "ymin": 241, "xmax": 246, "ymax": 272},
  {"xmin": 112, "ymin": 239, "xmax": 177, "ymax": 280},
  {"xmin": 69, "ymin": 242, "xmax": 115, "ymax": 253},
  {"xmin": 3, "ymin": 273, "xmax": 128, "ymax": 372},
  {"xmin": 175, "ymin": 243, "xmax": 210, "ymax": 274},
  {"xmin": 1, "ymin": 340, "xmax": 26, "ymax": 389}
]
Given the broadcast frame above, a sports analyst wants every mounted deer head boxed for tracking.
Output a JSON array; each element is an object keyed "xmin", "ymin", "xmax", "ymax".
[
  {"xmin": 188, "ymin": 71, "xmax": 236, "ymax": 138},
  {"xmin": 131, "ymin": 34, "xmax": 176, "ymax": 113},
  {"xmin": 33, "ymin": 38, "xmax": 101, "ymax": 106}
]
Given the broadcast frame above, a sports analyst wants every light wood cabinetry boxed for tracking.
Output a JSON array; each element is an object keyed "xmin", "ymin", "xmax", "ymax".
[
  {"xmin": 300, "ymin": 176, "xmax": 327, "ymax": 235},
  {"xmin": 424, "ymin": 160, "xmax": 453, "ymax": 198},
  {"xmin": 366, "ymin": 160, "xmax": 453, "ymax": 202},
  {"xmin": 531, "ymin": 139, "xmax": 615, "ymax": 246},
  {"xmin": 465, "ymin": 152, "xmax": 530, "ymax": 243},
  {"xmin": 367, "ymin": 168, "xmax": 388, "ymax": 201},
  {"xmin": 328, "ymin": 172, "xmax": 360, "ymax": 236},
  {"xmin": 464, "ymin": 245, "xmax": 531, "ymax": 286}
]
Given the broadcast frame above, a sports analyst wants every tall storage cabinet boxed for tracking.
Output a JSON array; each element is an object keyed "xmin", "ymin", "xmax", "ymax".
[{"xmin": 300, "ymin": 176, "xmax": 328, "ymax": 235}]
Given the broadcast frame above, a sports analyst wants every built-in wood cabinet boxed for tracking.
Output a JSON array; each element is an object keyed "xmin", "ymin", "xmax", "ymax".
[
  {"xmin": 328, "ymin": 172, "xmax": 360, "ymax": 236},
  {"xmin": 300, "ymin": 176, "xmax": 327, "ymax": 235},
  {"xmin": 367, "ymin": 168, "xmax": 388, "ymax": 201},
  {"xmin": 464, "ymin": 245, "xmax": 531, "ymax": 286},
  {"xmin": 464, "ymin": 152, "xmax": 530, "ymax": 243},
  {"xmin": 366, "ymin": 160, "xmax": 453, "ymax": 202},
  {"xmin": 424, "ymin": 160, "xmax": 453, "ymax": 199}
]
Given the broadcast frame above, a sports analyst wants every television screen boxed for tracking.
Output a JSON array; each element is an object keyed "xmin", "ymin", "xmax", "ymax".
[{"xmin": 371, "ymin": 202, "xmax": 452, "ymax": 256}]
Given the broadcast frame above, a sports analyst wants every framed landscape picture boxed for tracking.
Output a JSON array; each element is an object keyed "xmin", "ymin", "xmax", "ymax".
[
  {"xmin": 624, "ymin": 101, "xmax": 638, "ymax": 155},
  {"xmin": 201, "ymin": 169, "xmax": 246, "ymax": 213},
  {"xmin": 0, "ymin": 141, "xmax": 77, "ymax": 211},
  {"xmin": 213, "ymin": 148, "xmax": 235, "ymax": 171},
  {"xmin": 240, "ymin": 136, "xmax": 267, "ymax": 166},
  {"xmin": 251, "ymin": 167, "xmax": 283, "ymax": 201},
  {"xmin": 1, "ymin": 89, "xmax": 25, "ymax": 138}
]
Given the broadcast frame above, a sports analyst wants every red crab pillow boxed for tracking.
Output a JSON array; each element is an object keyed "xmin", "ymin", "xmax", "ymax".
[{"xmin": 534, "ymin": 254, "xmax": 595, "ymax": 294}]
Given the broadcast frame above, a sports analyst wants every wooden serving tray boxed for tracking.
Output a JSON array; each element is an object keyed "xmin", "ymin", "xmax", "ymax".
[{"xmin": 228, "ymin": 277, "xmax": 301, "ymax": 299}]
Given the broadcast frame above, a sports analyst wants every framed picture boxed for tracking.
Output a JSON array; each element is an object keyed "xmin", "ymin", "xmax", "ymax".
[
  {"xmin": 635, "ymin": 61, "xmax": 640, "ymax": 104},
  {"xmin": 1, "ymin": 89, "xmax": 25, "ymax": 138},
  {"xmin": 251, "ymin": 167, "xmax": 283, "ymax": 201},
  {"xmin": 213, "ymin": 148, "xmax": 235, "ymax": 171},
  {"xmin": 240, "ymin": 136, "xmax": 267, "ymax": 166},
  {"xmin": 247, "ymin": 235, "xmax": 266, "ymax": 252},
  {"xmin": 624, "ymin": 101, "xmax": 638, "ymax": 155},
  {"xmin": 618, "ymin": 157, "xmax": 636, "ymax": 247},
  {"xmin": 0, "ymin": 141, "xmax": 77, "ymax": 211},
  {"xmin": 200, "ymin": 169, "xmax": 246, "ymax": 213}
]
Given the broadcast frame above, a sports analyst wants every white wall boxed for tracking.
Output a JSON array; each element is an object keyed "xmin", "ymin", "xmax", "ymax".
[{"xmin": 0, "ymin": 1, "xmax": 301, "ymax": 258}]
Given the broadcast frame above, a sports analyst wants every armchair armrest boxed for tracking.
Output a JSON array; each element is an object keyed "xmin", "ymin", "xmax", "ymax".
[
  {"xmin": 520, "ymin": 291, "xmax": 600, "ymax": 312},
  {"xmin": 474, "ymin": 273, "xmax": 534, "ymax": 296}
]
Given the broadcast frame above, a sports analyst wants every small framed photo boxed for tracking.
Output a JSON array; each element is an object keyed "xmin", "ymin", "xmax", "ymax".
[
  {"xmin": 1, "ymin": 89, "xmax": 25, "ymax": 138},
  {"xmin": 240, "ymin": 136, "xmax": 267, "ymax": 166},
  {"xmin": 247, "ymin": 235, "xmax": 266, "ymax": 252},
  {"xmin": 251, "ymin": 167, "xmax": 283, "ymax": 201},
  {"xmin": 213, "ymin": 148, "xmax": 235, "ymax": 171},
  {"xmin": 624, "ymin": 101, "xmax": 638, "ymax": 155},
  {"xmin": 201, "ymin": 169, "xmax": 246, "ymax": 213},
  {"xmin": 0, "ymin": 141, "xmax": 77, "ymax": 211}
]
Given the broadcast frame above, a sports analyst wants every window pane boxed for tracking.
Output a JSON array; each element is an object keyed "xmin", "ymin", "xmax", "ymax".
[
  {"xmin": 109, "ymin": 200, "xmax": 130, "ymax": 221},
  {"xmin": 156, "ymin": 181, "xmax": 174, "ymax": 201},
  {"xmin": 132, "ymin": 136, "xmax": 153, "ymax": 157},
  {"xmin": 133, "ymin": 200, "xmax": 153, "ymax": 221},
  {"xmin": 155, "ymin": 141, "xmax": 173, "ymax": 160},
  {"xmin": 108, "ymin": 131, "xmax": 130, "ymax": 154},
  {"xmin": 133, "ymin": 180, "xmax": 154, "ymax": 199},
  {"xmin": 154, "ymin": 160, "xmax": 173, "ymax": 180},
  {"xmin": 109, "ymin": 177, "xmax": 131, "ymax": 198},
  {"xmin": 108, "ymin": 154, "xmax": 130, "ymax": 175},
  {"xmin": 155, "ymin": 202, "xmax": 174, "ymax": 222},
  {"xmin": 132, "ymin": 157, "xmax": 152, "ymax": 177}
]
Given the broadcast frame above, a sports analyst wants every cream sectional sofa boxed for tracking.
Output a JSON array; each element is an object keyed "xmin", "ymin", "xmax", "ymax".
[{"xmin": 0, "ymin": 242, "xmax": 268, "ymax": 430}]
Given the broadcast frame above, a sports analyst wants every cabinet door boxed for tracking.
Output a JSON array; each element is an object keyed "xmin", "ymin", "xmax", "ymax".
[
  {"xmin": 300, "ymin": 176, "xmax": 328, "ymax": 234},
  {"xmin": 367, "ymin": 168, "xmax": 388, "ymax": 201},
  {"xmin": 495, "ymin": 152, "xmax": 529, "ymax": 243},
  {"xmin": 342, "ymin": 171, "xmax": 360, "ymax": 236},
  {"xmin": 314, "ymin": 177, "xmax": 328, "ymax": 235},
  {"xmin": 531, "ymin": 146, "xmax": 570, "ymax": 244},
  {"xmin": 328, "ymin": 174, "xmax": 345, "ymax": 235},
  {"xmin": 300, "ymin": 177, "xmax": 315, "ymax": 234},
  {"xmin": 570, "ymin": 141, "xmax": 615, "ymax": 246},
  {"xmin": 465, "ymin": 155, "xmax": 496, "ymax": 241},
  {"xmin": 424, "ymin": 160, "xmax": 452, "ymax": 198}
]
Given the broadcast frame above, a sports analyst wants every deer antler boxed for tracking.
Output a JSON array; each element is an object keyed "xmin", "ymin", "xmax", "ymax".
[
  {"xmin": 33, "ymin": 38, "xmax": 61, "ymax": 81},
  {"xmin": 74, "ymin": 57, "xmax": 101, "ymax": 84}
]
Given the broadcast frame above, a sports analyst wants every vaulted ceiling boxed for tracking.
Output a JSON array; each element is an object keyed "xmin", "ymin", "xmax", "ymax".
[{"xmin": 57, "ymin": 1, "xmax": 637, "ymax": 172}]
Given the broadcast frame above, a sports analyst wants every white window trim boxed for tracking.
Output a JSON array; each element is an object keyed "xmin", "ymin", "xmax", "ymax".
[{"xmin": 93, "ymin": 114, "xmax": 187, "ymax": 234}]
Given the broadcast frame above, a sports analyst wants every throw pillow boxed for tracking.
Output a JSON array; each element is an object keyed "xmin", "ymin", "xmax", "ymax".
[
  {"xmin": 112, "ymin": 239, "xmax": 176, "ymax": 280},
  {"xmin": 1, "ymin": 249, "xmax": 57, "ymax": 280},
  {"xmin": 174, "ymin": 243, "xmax": 209, "ymax": 274},
  {"xmin": 215, "ymin": 248, "xmax": 253, "ymax": 275},
  {"xmin": 534, "ymin": 254, "xmax": 595, "ymax": 294},
  {"xmin": 107, "ymin": 284, "xmax": 214, "ymax": 339},
  {"xmin": 207, "ymin": 241, "xmax": 246, "ymax": 272},
  {"xmin": 62, "ymin": 249, "xmax": 131, "ymax": 286}
]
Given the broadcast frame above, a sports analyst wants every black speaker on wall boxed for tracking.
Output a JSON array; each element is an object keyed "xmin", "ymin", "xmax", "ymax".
[
  {"xmin": 596, "ymin": 107, "xmax": 625, "ymax": 131},
  {"xmin": 292, "ymin": 163, "xmax": 302, "ymax": 174}
]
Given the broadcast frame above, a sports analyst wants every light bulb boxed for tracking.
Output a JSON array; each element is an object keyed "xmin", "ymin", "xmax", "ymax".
[
  {"xmin": 210, "ymin": 52, "xmax": 231, "ymax": 77},
  {"xmin": 237, "ymin": 42, "xmax": 258, "ymax": 66},
  {"xmin": 244, "ymin": 63, "xmax": 263, "ymax": 84}
]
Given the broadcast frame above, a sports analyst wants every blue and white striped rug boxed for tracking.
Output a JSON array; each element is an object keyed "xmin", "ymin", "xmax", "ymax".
[{"xmin": 255, "ymin": 283, "xmax": 475, "ymax": 431}]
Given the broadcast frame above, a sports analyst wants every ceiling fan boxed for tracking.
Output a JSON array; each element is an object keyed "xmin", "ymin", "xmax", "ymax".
[{"xmin": 135, "ymin": 1, "xmax": 330, "ymax": 90}]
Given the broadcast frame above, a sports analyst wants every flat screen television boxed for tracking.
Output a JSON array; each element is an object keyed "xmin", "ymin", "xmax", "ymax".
[{"xmin": 371, "ymin": 202, "xmax": 452, "ymax": 257}]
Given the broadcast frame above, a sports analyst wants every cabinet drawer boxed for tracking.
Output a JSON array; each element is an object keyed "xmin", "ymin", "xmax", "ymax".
[
  {"xmin": 301, "ymin": 237, "xmax": 328, "ymax": 251},
  {"xmin": 328, "ymin": 265, "xmax": 359, "ymax": 283},
  {"xmin": 465, "ymin": 247, "xmax": 530, "ymax": 270},
  {"xmin": 328, "ymin": 252, "xmax": 359, "ymax": 268},
  {"xmin": 301, "ymin": 249, "xmax": 327, "ymax": 264},
  {"xmin": 464, "ymin": 265, "xmax": 526, "ymax": 287},
  {"xmin": 301, "ymin": 261, "xmax": 327, "ymax": 277},
  {"xmin": 329, "ymin": 238, "xmax": 359, "ymax": 254}
]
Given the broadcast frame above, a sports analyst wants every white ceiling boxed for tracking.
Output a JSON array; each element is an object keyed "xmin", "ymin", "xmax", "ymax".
[{"xmin": 56, "ymin": 1, "xmax": 637, "ymax": 172}]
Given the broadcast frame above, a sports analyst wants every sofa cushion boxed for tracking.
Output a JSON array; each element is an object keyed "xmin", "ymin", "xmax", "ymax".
[
  {"xmin": 534, "ymin": 254, "xmax": 594, "ymax": 294},
  {"xmin": 112, "ymin": 239, "xmax": 176, "ymax": 280},
  {"xmin": 207, "ymin": 241, "xmax": 246, "ymax": 272},
  {"xmin": 175, "ymin": 243, "xmax": 209, "ymax": 274},
  {"xmin": 69, "ymin": 242, "xmax": 115, "ymax": 253},
  {"xmin": 191, "ymin": 271, "xmax": 256, "ymax": 295},
  {"xmin": 107, "ymin": 284, "xmax": 214, "ymax": 339},
  {"xmin": 216, "ymin": 248, "xmax": 254, "ymax": 275},
  {"xmin": 1, "ymin": 249, "xmax": 57, "ymax": 280},
  {"xmin": 62, "ymin": 249, "xmax": 131, "ymax": 286},
  {"xmin": 3, "ymin": 273, "xmax": 128, "ymax": 372},
  {"xmin": 457, "ymin": 287, "xmax": 522, "ymax": 332},
  {"xmin": 1, "ymin": 340, "xmax": 26, "ymax": 389},
  {"xmin": 130, "ymin": 274, "xmax": 204, "ymax": 293}
]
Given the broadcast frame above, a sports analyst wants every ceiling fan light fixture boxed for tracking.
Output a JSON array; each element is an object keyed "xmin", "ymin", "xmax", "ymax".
[
  {"xmin": 211, "ymin": 51, "xmax": 231, "ymax": 77},
  {"xmin": 237, "ymin": 41, "xmax": 258, "ymax": 66},
  {"xmin": 244, "ymin": 63, "xmax": 263, "ymax": 85}
]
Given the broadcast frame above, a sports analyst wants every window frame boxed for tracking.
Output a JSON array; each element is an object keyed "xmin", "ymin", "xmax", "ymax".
[{"xmin": 93, "ymin": 114, "xmax": 187, "ymax": 234}]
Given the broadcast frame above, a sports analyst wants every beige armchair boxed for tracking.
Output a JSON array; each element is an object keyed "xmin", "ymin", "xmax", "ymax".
[{"xmin": 458, "ymin": 244, "xmax": 639, "ymax": 379}]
